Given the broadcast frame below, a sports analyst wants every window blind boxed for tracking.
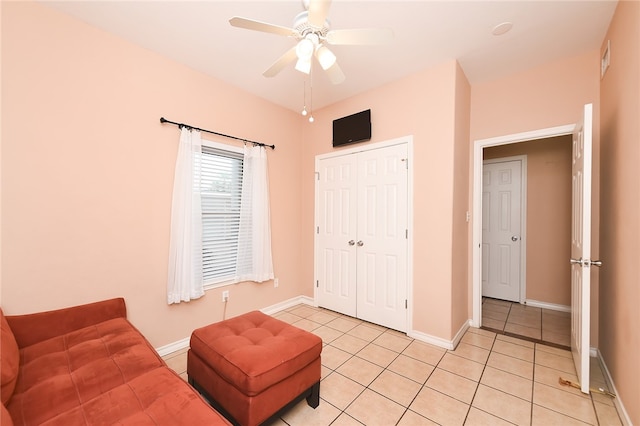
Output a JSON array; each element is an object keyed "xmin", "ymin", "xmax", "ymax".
[{"xmin": 199, "ymin": 145, "xmax": 244, "ymax": 284}]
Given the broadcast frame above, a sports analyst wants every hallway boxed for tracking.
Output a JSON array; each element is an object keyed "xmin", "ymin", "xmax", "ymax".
[{"xmin": 481, "ymin": 298, "xmax": 571, "ymax": 348}]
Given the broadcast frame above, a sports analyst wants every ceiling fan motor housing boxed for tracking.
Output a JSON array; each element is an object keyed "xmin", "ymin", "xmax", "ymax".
[{"xmin": 294, "ymin": 11, "xmax": 330, "ymax": 39}]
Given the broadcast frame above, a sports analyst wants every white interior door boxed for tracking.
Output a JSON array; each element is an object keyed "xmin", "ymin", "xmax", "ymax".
[
  {"xmin": 570, "ymin": 103, "xmax": 594, "ymax": 394},
  {"xmin": 356, "ymin": 144, "xmax": 408, "ymax": 331},
  {"xmin": 482, "ymin": 159, "xmax": 523, "ymax": 302},
  {"xmin": 316, "ymin": 154, "xmax": 358, "ymax": 317}
]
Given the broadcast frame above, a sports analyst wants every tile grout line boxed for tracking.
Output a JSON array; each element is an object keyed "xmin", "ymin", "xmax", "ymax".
[
  {"xmin": 461, "ymin": 330, "xmax": 499, "ymax": 425},
  {"xmin": 325, "ymin": 327, "xmax": 417, "ymax": 425},
  {"xmin": 312, "ymin": 304, "xmax": 612, "ymax": 425},
  {"xmin": 530, "ymin": 339, "xmax": 537, "ymax": 426},
  {"xmin": 180, "ymin": 304, "xmax": 613, "ymax": 425},
  {"xmin": 392, "ymin": 343, "xmax": 445, "ymax": 425},
  {"xmin": 331, "ymin": 322, "xmax": 535, "ymax": 425},
  {"xmin": 531, "ymin": 342, "xmax": 602, "ymax": 426}
]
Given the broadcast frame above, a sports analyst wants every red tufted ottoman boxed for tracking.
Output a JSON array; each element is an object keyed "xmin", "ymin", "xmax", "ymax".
[{"xmin": 187, "ymin": 311, "xmax": 322, "ymax": 426}]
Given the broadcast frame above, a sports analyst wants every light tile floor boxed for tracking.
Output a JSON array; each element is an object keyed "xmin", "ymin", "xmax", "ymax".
[
  {"xmin": 163, "ymin": 304, "xmax": 621, "ymax": 426},
  {"xmin": 481, "ymin": 297, "xmax": 571, "ymax": 348}
]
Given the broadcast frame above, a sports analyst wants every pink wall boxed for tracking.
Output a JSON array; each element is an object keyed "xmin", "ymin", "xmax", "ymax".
[
  {"xmin": 1, "ymin": 2, "xmax": 305, "ymax": 348},
  {"xmin": 470, "ymin": 50, "xmax": 601, "ymax": 142},
  {"xmin": 302, "ymin": 60, "xmax": 468, "ymax": 340},
  {"xmin": 599, "ymin": 1, "xmax": 640, "ymax": 423},
  {"xmin": 451, "ymin": 62, "xmax": 472, "ymax": 334},
  {"xmin": 470, "ymin": 50, "xmax": 601, "ymax": 346},
  {"xmin": 484, "ymin": 136, "xmax": 573, "ymax": 306}
]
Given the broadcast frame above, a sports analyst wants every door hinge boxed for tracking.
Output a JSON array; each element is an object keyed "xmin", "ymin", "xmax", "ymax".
[
  {"xmin": 401, "ymin": 158, "xmax": 408, "ymax": 169},
  {"xmin": 406, "ymin": 229, "xmax": 408, "ymax": 239},
  {"xmin": 405, "ymin": 299, "xmax": 408, "ymax": 309},
  {"xmin": 315, "ymin": 172, "xmax": 320, "ymax": 181},
  {"xmin": 317, "ymin": 226, "xmax": 319, "ymax": 234},
  {"xmin": 316, "ymin": 280, "xmax": 319, "ymax": 288}
]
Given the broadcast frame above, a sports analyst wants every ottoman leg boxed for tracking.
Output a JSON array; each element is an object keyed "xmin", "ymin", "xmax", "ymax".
[{"xmin": 306, "ymin": 381, "xmax": 320, "ymax": 408}]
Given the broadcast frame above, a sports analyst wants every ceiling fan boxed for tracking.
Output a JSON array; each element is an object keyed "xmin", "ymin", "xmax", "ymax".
[{"xmin": 229, "ymin": 0, "xmax": 393, "ymax": 85}]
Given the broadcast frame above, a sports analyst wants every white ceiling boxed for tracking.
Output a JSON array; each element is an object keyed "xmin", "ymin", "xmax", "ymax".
[{"xmin": 43, "ymin": 0, "xmax": 617, "ymax": 113}]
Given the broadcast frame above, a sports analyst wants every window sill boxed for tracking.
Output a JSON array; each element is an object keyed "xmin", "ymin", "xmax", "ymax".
[{"xmin": 203, "ymin": 279, "xmax": 237, "ymax": 291}]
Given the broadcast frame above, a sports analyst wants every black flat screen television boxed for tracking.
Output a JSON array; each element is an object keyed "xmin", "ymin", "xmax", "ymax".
[{"xmin": 332, "ymin": 109, "xmax": 371, "ymax": 147}]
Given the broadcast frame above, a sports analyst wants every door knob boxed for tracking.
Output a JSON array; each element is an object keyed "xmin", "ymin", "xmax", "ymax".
[
  {"xmin": 511, "ymin": 236, "xmax": 519, "ymax": 242},
  {"xmin": 357, "ymin": 240, "xmax": 364, "ymax": 247},
  {"xmin": 571, "ymin": 258, "xmax": 603, "ymax": 267},
  {"xmin": 348, "ymin": 240, "xmax": 355, "ymax": 246}
]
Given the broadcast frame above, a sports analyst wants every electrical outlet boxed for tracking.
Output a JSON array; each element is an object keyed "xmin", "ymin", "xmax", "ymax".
[
  {"xmin": 222, "ymin": 290, "xmax": 229, "ymax": 302},
  {"xmin": 274, "ymin": 278, "xmax": 279, "ymax": 288}
]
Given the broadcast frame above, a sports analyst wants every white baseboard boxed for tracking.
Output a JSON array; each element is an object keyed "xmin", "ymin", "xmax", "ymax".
[
  {"xmin": 156, "ymin": 336, "xmax": 190, "ymax": 357},
  {"xmin": 408, "ymin": 320, "xmax": 470, "ymax": 351},
  {"xmin": 595, "ymin": 349, "xmax": 632, "ymax": 426},
  {"xmin": 525, "ymin": 299, "xmax": 571, "ymax": 313},
  {"xmin": 155, "ymin": 295, "xmax": 316, "ymax": 357},
  {"xmin": 260, "ymin": 295, "xmax": 316, "ymax": 315},
  {"xmin": 452, "ymin": 320, "xmax": 472, "ymax": 349},
  {"xmin": 408, "ymin": 330, "xmax": 454, "ymax": 350},
  {"xmin": 266, "ymin": 295, "xmax": 470, "ymax": 352}
]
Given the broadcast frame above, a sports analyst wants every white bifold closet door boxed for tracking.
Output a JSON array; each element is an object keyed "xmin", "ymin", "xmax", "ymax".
[{"xmin": 316, "ymin": 143, "xmax": 408, "ymax": 332}]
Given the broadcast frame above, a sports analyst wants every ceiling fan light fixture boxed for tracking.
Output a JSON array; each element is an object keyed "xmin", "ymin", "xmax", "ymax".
[
  {"xmin": 295, "ymin": 57, "xmax": 312, "ymax": 74},
  {"xmin": 315, "ymin": 45, "xmax": 336, "ymax": 70},
  {"xmin": 296, "ymin": 37, "xmax": 315, "ymax": 60}
]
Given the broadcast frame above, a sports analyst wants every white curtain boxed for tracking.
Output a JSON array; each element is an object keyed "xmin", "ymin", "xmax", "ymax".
[
  {"xmin": 167, "ymin": 127, "xmax": 204, "ymax": 304},
  {"xmin": 236, "ymin": 145, "xmax": 274, "ymax": 282}
]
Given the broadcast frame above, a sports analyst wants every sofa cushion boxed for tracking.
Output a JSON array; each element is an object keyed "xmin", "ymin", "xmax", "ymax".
[
  {"xmin": 0, "ymin": 308, "xmax": 19, "ymax": 405},
  {"xmin": 11, "ymin": 368, "xmax": 228, "ymax": 425},
  {"xmin": 7, "ymin": 317, "xmax": 164, "ymax": 424},
  {"xmin": 5, "ymin": 298, "xmax": 128, "ymax": 349},
  {"xmin": 190, "ymin": 311, "xmax": 322, "ymax": 396},
  {"xmin": 6, "ymin": 317, "xmax": 229, "ymax": 425},
  {"xmin": 1, "ymin": 403, "xmax": 14, "ymax": 426}
]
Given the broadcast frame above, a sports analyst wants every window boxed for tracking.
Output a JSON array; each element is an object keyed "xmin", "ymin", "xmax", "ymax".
[{"xmin": 199, "ymin": 141, "xmax": 244, "ymax": 286}]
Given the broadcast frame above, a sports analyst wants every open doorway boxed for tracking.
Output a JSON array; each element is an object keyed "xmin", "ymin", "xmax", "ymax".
[{"xmin": 473, "ymin": 126, "xmax": 575, "ymax": 348}]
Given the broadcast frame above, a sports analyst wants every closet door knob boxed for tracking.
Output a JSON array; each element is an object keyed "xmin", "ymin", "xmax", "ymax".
[
  {"xmin": 348, "ymin": 240, "xmax": 355, "ymax": 246},
  {"xmin": 357, "ymin": 240, "xmax": 364, "ymax": 247}
]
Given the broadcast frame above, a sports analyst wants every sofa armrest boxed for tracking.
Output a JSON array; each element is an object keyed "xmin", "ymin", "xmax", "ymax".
[{"xmin": 5, "ymin": 298, "xmax": 127, "ymax": 348}]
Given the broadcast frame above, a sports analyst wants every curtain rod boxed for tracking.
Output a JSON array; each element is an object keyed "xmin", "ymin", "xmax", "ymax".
[{"xmin": 160, "ymin": 117, "xmax": 275, "ymax": 150}]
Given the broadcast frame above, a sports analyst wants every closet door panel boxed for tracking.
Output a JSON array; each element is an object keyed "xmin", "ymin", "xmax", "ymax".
[
  {"xmin": 316, "ymin": 154, "xmax": 358, "ymax": 316},
  {"xmin": 356, "ymin": 144, "xmax": 408, "ymax": 331}
]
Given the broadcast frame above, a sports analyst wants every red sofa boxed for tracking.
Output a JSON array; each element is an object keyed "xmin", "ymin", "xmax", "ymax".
[{"xmin": 0, "ymin": 298, "xmax": 230, "ymax": 425}]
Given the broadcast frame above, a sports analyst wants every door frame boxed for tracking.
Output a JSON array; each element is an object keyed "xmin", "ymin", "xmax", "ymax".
[
  {"xmin": 472, "ymin": 125, "xmax": 575, "ymax": 327},
  {"xmin": 314, "ymin": 136, "xmax": 414, "ymax": 331},
  {"xmin": 482, "ymin": 155, "xmax": 528, "ymax": 304}
]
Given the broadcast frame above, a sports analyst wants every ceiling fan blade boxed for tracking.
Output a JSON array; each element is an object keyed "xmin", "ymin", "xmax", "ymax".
[
  {"xmin": 263, "ymin": 46, "xmax": 298, "ymax": 77},
  {"xmin": 229, "ymin": 16, "xmax": 297, "ymax": 37},
  {"xmin": 307, "ymin": 0, "xmax": 331, "ymax": 29},
  {"xmin": 326, "ymin": 28, "xmax": 394, "ymax": 45},
  {"xmin": 325, "ymin": 61, "xmax": 345, "ymax": 85}
]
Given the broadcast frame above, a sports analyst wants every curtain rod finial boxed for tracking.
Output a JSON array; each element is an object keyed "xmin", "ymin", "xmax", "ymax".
[{"xmin": 160, "ymin": 117, "xmax": 167, "ymax": 123}]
